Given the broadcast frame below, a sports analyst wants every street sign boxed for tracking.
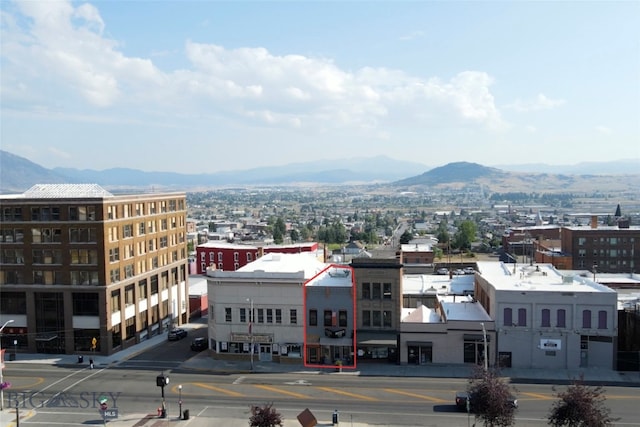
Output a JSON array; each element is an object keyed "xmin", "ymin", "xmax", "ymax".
[{"xmin": 102, "ymin": 408, "xmax": 118, "ymax": 419}]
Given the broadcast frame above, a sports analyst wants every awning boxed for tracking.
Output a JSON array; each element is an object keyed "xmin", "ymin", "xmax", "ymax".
[
  {"xmin": 406, "ymin": 341, "xmax": 433, "ymax": 347},
  {"xmin": 35, "ymin": 334, "xmax": 58, "ymax": 342},
  {"xmin": 463, "ymin": 334, "xmax": 491, "ymax": 342},
  {"xmin": 319, "ymin": 337, "xmax": 354, "ymax": 346},
  {"xmin": 356, "ymin": 332, "xmax": 397, "ymax": 346}
]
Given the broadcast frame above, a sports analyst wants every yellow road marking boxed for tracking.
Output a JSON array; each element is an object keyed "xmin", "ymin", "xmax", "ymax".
[
  {"xmin": 193, "ymin": 382, "xmax": 245, "ymax": 397},
  {"xmin": 316, "ymin": 387, "xmax": 378, "ymax": 401},
  {"xmin": 254, "ymin": 385, "xmax": 310, "ymax": 399},
  {"xmin": 384, "ymin": 388, "xmax": 449, "ymax": 403},
  {"xmin": 12, "ymin": 377, "xmax": 45, "ymax": 389},
  {"xmin": 522, "ymin": 392, "xmax": 554, "ymax": 400}
]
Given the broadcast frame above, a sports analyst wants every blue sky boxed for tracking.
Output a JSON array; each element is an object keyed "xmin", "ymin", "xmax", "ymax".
[{"xmin": 1, "ymin": 0, "xmax": 638, "ymax": 174}]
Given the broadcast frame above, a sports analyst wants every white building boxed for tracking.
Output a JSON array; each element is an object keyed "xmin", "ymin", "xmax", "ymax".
[
  {"xmin": 475, "ymin": 261, "xmax": 618, "ymax": 370},
  {"xmin": 206, "ymin": 252, "xmax": 326, "ymax": 363}
]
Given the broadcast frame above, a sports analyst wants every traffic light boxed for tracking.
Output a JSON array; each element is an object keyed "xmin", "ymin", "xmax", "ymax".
[{"xmin": 156, "ymin": 375, "xmax": 169, "ymax": 387}]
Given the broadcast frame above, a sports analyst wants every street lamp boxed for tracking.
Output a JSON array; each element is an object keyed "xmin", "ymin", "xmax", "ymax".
[
  {"xmin": 480, "ymin": 322, "xmax": 488, "ymax": 371},
  {"xmin": 1, "ymin": 319, "xmax": 15, "ymax": 411},
  {"xmin": 178, "ymin": 384, "xmax": 182, "ymax": 420},
  {"xmin": 246, "ymin": 298, "xmax": 254, "ymax": 371}
]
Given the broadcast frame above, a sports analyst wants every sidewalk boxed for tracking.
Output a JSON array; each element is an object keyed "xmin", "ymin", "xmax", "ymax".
[{"xmin": 3, "ymin": 320, "xmax": 639, "ymax": 427}]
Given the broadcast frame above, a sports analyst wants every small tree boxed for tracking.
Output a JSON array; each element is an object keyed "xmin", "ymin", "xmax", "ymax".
[
  {"xmin": 468, "ymin": 367, "xmax": 516, "ymax": 427},
  {"xmin": 399, "ymin": 230, "xmax": 413, "ymax": 245},
  {"xmin": 548, "ymin": 376, "xmax": 617, "ymax": 426},
  {"xmin": 249, "ymin": 403, "xmax": 283, "ymax": 427}
]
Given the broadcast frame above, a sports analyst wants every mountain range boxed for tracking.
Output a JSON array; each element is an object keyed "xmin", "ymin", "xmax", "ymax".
[{"xmin": 1, "ymin": 149, "xmax": 638, "ymax": 193}]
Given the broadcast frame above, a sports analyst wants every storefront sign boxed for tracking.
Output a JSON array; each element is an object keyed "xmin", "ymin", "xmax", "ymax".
[{"xmin": 539, "ymin": 339, "xmax": 561, "ymax": 350}]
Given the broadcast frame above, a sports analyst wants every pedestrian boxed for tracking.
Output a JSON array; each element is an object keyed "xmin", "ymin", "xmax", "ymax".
[{"xmin": 89, "ymin": 358, "xmax": 94, "ymax": 369}]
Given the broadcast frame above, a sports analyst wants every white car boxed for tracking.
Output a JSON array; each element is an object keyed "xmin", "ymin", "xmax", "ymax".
[{"xmin": 463, "ymin": 267, "xmax": 475, "ymax": 275}]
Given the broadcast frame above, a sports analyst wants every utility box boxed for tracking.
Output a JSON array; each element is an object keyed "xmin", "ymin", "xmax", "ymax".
[{"xmin": 296, "ymin": 408, "xmax": 317, "ymax": 427}]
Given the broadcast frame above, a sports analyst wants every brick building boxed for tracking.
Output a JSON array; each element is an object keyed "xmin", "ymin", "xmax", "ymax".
[{"xmin": 0, "ymin": 184, "xmax": 189, "ymax": 355}]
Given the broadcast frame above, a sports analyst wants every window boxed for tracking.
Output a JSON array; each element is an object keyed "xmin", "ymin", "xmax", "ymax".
[
  {"xmin": 383, "ymin": 283, "xmax": 392, "ymax": 299},
  {"xmin": 148, "ymin": 239, "xmax": 156, "ymax": 251},
  {"xmin": 69, "ymin": 206, "xmax": 96, "ymax": 221},
  {"xmin": 309, "ymin": 309, "xmax": 317, "ymax": 326},
  {"xmin": 218, "ymin": 252, "xmax": 223, "ymax": 261},
  {"xmin": 324, "ymin": 310, "xmax": 332, "ymax": 327},
  {"xmin": 338, "ymin": 310, "xmax": 347, "ymax": 327},
  {"xmin": 266, "ymin": 308, "xmax": 273, "ymax": 323},
  {"xmin": 240, "ymin": 308, "xmax": 247, "ymax": 323},
  {"xmin": 257, "ymin": 308, "xmax": 264, "ymax": 323},
  {"xmin": 70, "ymin": 249, "xmax": 98, "ymax": 265},
  {"xmin": 289, "ymin": 309, "xmax": 297, "ymax": 324},
  {"xmin": 124, "ymin": 264, "xmax": 134, "ymax": 279},
  {"xmin": 503, "ymin": 308, "xmax": 513, "ymax": 326},
  {"xmin": 159, "ymin": 236, "xmax": 168, "ymax": 248},
  {"xmin": 110, "ymin": 268, "xmax": 120, "ymax": 283},
  {"xmin": 138, "ymin": 222, "xmax": 146, "ymax": 236},
  {"xmin": 578, "ymin": 237, "xmax": 586, "ymax": 245},
  {"xmin": 275, "ymin": 309, "xmax": 282, "ymax": 324},
  {"xmin": 557, "ymin": 309, "xmax": 566, "ymax": 328},
  {"xmin": 598, "ymin": 311, "xmax": 607, "ymax": 329},
  {"xmin": 123, "ymin": 224, "xmax": 133, "ymax": 238},
  {"xmin": 361, "ymin": 282, "xmax": 370, "ymax": 299},
  {"xmin": 111, "ymin": 290, "xmax": 120, "ymax": 312},
  {"xmin": 372, "ymin": 282, "xmax": 381, "ymax": 299},
  {"xmin": 109, "ymin": 248, "xmax": 120, "ymax": 262},
  {"xmin": 71, "ymin": 271, "xmax": 99, "ymax": 285},
  {"xmin": 582, "ymin": 310, "xmax": 592, "ymax": 329},
  {"xmin": 233, "ymin": 252, "xmax": 239, "ymax": 261},
  {"xmin": 541, "ymin": 309, "xmax": 550, "ymax": 327},
  {"xmin": 383, "ymin": 310, "xmax": 392, "ymax": 327},
  {"xmin": 518, "ymin": 308, "xmax": 526, "ymax": 327},
  {"xmin": 362, "ymin": 310, "xmax": 371, "ymax": 327},
  {"xmin": 161, "ymin": 219, "xmax": 167, "ymax": 230},
  {"xmin": 125, "ymin": 285, "xmax": 135, "ymax": 306},
  {"xmin": 372, "ymin": 311, "xmax": 382, "ymax": 327},
  {"xmin": 138, "ymin": 280, "xmax": 147, "ymax": 299},
  {"xmin": 225, "ymin": 307, "xmax": 232, "ymax": 322},
  {"xmin": 247, "ymin": 253, "xmax": 252, "ymax": 262}
]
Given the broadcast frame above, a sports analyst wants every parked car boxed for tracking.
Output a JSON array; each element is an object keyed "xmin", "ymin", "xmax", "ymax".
[
  {"xmin": 463, "ymin": 267, "xmax": 475, "ymax": 275},
  {"xmin": 455, "ymin": 391, "xmax": 518, "ymax": 412},
  {"xmin": 454, "ymin": 269, "xmax": 465, "ymax": 275},
  {"xmin": 168, "ymin": 328, "xmax": 188, "ymax": 341},
  {"xmin": 436, "ymin": 268, "xmax": 449, "ymax": 275},
  {"xmin": 191, "ymin": 337, "xmax": 207, "ymax": 351}
]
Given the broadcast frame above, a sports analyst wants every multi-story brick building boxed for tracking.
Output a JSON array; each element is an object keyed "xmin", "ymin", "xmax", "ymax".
[
  {"xmin": 0, "ymin": 184, "xmax": 189, "ymax": 355},
  {"xmin": 560, "ymin": 216, "xmax": 639, "ymax": 273},
  {"xmin": 195, "ymin": 241, "xmax": 319, "ymax": 273}
]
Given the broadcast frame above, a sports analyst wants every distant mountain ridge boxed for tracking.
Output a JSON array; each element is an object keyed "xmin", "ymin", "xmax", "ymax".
[
  {"xmin": 0, "ymin": 150, "xmax": 428, "ymax": 192},
  {"xmin": 393, "ymin": 162, "xmax": 504, "ymax": 186},
  {"xmin": 1, "ymin": 150, "xmax": 639, "ymax": 194}
]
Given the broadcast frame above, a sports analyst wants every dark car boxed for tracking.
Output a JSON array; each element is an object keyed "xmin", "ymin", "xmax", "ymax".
[
  {"xmin": 168, "ymin": 328, "xmax": 187, "ymax": 341},
  {"xmin": 191, "ymin": 337, "xmax": 207, "ymax": 351},
  {"xmin": 455, "ymin": 391, "xmax": 518, "ymax": 412}
]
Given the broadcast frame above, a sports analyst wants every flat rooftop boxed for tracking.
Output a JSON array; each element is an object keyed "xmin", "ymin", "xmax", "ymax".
[
  {"xmin": 207, "ymin": 252, "xmax": 326, "ymax": 280},
  {"xmin": 305, "ymin": 265, "xmax": 353, "ymax": 288},
  {"xmin": 476, "ymin": 261, "xmax": 616, "ymax": 294}
]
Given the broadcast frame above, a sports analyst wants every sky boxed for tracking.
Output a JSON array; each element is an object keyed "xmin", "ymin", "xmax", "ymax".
[{"xmin": 1, "ymin": 0, "xmax": 639, "ymax": 174}]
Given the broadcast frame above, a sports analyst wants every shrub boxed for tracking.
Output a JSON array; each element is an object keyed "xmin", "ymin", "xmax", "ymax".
[{"xmin": 249, "ymin": 403, "xmax": 283, "ymax": 427}]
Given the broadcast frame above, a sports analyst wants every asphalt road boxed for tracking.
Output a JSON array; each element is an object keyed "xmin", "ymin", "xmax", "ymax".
[{"xmin": 3, "ymin": 334, "xmax": 640, "ymax": 426}]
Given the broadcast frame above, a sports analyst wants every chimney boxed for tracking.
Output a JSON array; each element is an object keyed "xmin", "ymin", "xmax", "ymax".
[{"xmin": 590, "ymin": 215, "xmax": 598, "ymax": 229}]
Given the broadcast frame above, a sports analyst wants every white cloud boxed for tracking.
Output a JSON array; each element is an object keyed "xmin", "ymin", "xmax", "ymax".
[
  {"xmin": 398, "ymin": 30, "xmax": 424, "ymax": 41},
  {"xmin": 595, "ymin": 125, "xmax": 612, "ymax": 134},
  {"xmin": 1, "ymin": 0, "xmax": 507, "ymax": 135},
  {"xmin": 505, "ymin": 93, "xmax": 566, "ymax": 112}
]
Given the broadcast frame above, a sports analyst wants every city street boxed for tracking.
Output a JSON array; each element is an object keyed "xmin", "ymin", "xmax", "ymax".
[{"xmin": 3, "ymin": 350, "xmax": 640, "ymax": 427}]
